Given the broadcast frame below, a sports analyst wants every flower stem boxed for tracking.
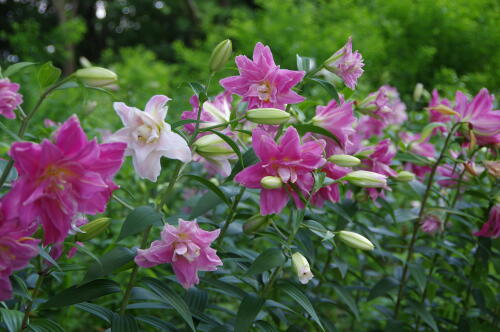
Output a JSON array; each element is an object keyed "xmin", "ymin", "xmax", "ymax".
[
  {"xmin": 216, "ymin": 186, "xmax": 246, "ymax": 249},
  {"xmin": 0, "ymin": 75, "xmax": 74, "ymax": 188},
  {"xmin": 393, "ymin": 123, "xmax": 460, "ymax": 319},
  {"xmin": 21, "ymin": 272, "xmax": 46, "ymax": 330}
]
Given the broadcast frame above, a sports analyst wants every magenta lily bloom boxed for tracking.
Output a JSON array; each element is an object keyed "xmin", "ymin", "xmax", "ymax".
[
  {"xmin": 135, "ymin": 219, "xmax": 222, "ymax": 289},
  {"xmin": 0, "ymin": 217, "xmax": 40, "ymax": 301},
  {"xmin": 473, "ymin": 205, "xmax": 500, "ymax": 238},
  {"xmin": 312, "ymin": 96, "xmax": 356, "ymax": 150},
  {"xmin": 421, "ymin": 215, "xmax": 442, "ymax": 235},
  {"xmin": 362, "ymin": 139, "xmax": 397, "ymax": 201},
  {"xmin": 2, "ymin": 116, "xmax": 126, "ymax": 245},
  {"xmin": 454, "ymin": 88, "xmax": 500, "ymax": 145},
  {"xmin": 235, "ymin": 127, "xmax": 326, "ymax": 215},
  {"xmin": 324, "ymin": 37, "xmax": 364, "ymax": 89},
  {"xmin": 311, "ymin": 163, "xmax": 350, "ymax": 207},
  {"xmin": 220, "ymin": 42, "xmax": 305, "ymax": 110},
  {"xmin": 0, "ymin": 78, "xmax": 23, "ymax": 119},
  {"xmin": 427, "ymin": 89, "xmax": 452, "ymax": 132}
]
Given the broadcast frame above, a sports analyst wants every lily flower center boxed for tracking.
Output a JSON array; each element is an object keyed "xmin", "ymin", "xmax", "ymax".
[
  {"xmin": 257, "ymin": 81, "xmax": 272, "ymax": 102},
  {"xmin": 135, "ymin": 124, "xmax": 159, "ymax": 144}
]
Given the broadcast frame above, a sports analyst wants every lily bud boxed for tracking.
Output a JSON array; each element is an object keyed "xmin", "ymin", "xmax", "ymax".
[
  {"xmin": 413, "ymin": 83, "xmax": 424, "ymax": 102},
  {"xmin": 337, "ymin": 231, "xmax": 374, "ymax": 251},
  {"xmin": 291, "ymin": 252, "xmax": 314, "ymax": 284},
  {"xmin": 328, "ymin": 154, "xmax": 360, "ymax": 167},
  {"xmin": 260, "ymin": 176, "xmax": 282, "ymax": 189},
  {"xmin": 243, "ymin": 215, "xmax": 269, "ymax": 234},
  {"xmin": 484, "ymin": 160, "xmax": 500, "ymax": 178},
  {"xmin": 427, "ymin": 104, "xmax": 459, "ymax": 116},
  {"xmin": 75, "ymin": 67, "xmax": 117, "ymax": 87},
  {"xmin": 193, "ymin": 134, "xmax": 234, "ymax": 158},
  {"xmin": 343, "ymin": 170, "xmax": 387, "ymax": 188},
  {"xmin": 246, "ymin": 108, "xmax": 291, "ymax": 125},
  {"xmin": 209, "ymin": 39, "xmax": 232, "ymax": 73},
  {"xmin": 76, "ymin": 217, "xmax": 110, "ymax": 241},
  {"xmin": 395, "ymin": 170, "xmax": 415, "ymax": 182}
]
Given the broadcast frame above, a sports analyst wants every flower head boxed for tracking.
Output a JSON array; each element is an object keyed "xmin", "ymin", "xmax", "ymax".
[
  {"xmin": 109, "ymin": 95, "xmax": 191, "ymax": 181},
  {"xmin": 420, "ymin": 215, "xmax": 442, "ymax": 234},
  {"xmin": 324, "ymin": 37, "xmax": 364, "ymax": 89},
  {"xmin": 135, "ymin": 219, "xmax": 222, "ymax": 289},
  {"xmin": 401, "ymin": 132, "xmax": 436, "ymax": 178},
  {"xmin": 235, "ymin": 127, "xmax": 326, "ymax": 215},
  {"xmin": 473, "ymin": 205, "xmax": 500, "ymax": 238},
  {"xmin": 427, "ymin": 89, "xmax": 452, "ymax": 132},
  {"xmin": 2, "ymin": 116, "xmax": 126, "ymax": 244},
  {"xmin": 0, "ymin": 78, "xmax": 23, "ymax": 119},
  {"xmin": 220, "ymin": 42, "xmax": 305, "ymax": 110},
  {"xmin": 454, "ymin": 89, "xmax": 500, "ymax": 145},
  {"xmin": 311, "ymin": 163, "xmax": 350, "ymax": 207},
  {"xmin": 291, "ymin": 252, "xmax": 314, "ymax": 284},
  {"xmin": 0, "ymin": 217, "xmax": 39, "ymax": 301}
]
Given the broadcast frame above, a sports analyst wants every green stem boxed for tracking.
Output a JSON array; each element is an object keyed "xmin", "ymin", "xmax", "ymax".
[
  {"xmin": 393, "ymin": 123, "xmax": 460, "ymax": 319},
  {"xmin": 216, "ymin": 186, "xmax": 246, "ymax": 249},
  {"xmin": 198, "ymin": 115, "xmax": 246, "ymax": 132},
  {"xmin": 0, "ymin": 75, "xmax": 74, "ymax": 188},
  {"xmin": 21, "ymin": 273, "xmax": 46, "ymax": 330}
]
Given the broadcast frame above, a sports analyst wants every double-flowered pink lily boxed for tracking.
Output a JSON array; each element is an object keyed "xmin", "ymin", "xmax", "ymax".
[
  {"xmin": 0, "ymin": 218, "xmax": 39, "ymax": 301},
  {"xmin": 235, "ymin": 127, "xmax": 326, "ymax": 215},
  {"xmin": 109, "ymin": 95, "xmax": 192, "ymax": 182},
  {"xmin": 135, "ymin": 219, "xmax": 222, "ymax": 289},
  {"xmin": 2, "ymin": 116, "xmax": 126, "ymax": 244},
  {"xmin": 311, "ymin": 163, "xmax": 350, "ymax": 207},
  {"xmin": 324, "ymin": 37, "xmax": 364, "ymax": 90},
  {"xmin": 220, "ymin": 42, "xmax": 305, "ymax": 110},
  {"xmin": 473, "ymin": 205, "xmax": 500, "ymax": 238},
  {"xmin": 401, "ymin": 132, "xmax": 436, "ymax": 178},
  {"xmin": 453, "ymin": 88, "xmax": 500, "ymax": 145},
  {"xmin": 0, "ymin": 78, "xmax": 23, "ymax": 119},
  {"xmin": 427, "ymin": 89, "xmax": 452, "ymax": 132},
  {"xmin": 312, "ymin": 96, "xmax": 356, "ymax": 152},
  {"xmin": 362, "ymin": 139, "xmax": 397, "ymax": 201}
]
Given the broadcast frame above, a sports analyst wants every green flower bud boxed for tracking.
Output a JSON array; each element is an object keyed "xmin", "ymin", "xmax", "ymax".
[
  {"xmin": 243, "ymin": 215, "xmax": 269, "ymax": 234},
  {"xmin": 193, "ymin": 134, "xmax": 234, "ymax": 157},
  {"xmin": 75, "ymin": 67, "xmax": 117, "ymax": 87},
  {"xmin": 291, "ymin": 252, "xmax": 314, "ymax": 284},
  {"xmin": 76, "ymin": 218, "xmax": 111, "ymax": 241},
  {"xmin": 260, "ymin": 176, "xmax": 283, "ymax": 189},
  {"xmin": 343, "ymin": 170, "xmax": 387, "ymax": 188},
  {"xmin": 209, "ymin": 39, "xmax": 232, "ymax": 73},
  {"xmin": 337, "ymin": 231, "xmax": 374, "ymax": 251},
  {"xmin": 246, "ymin": 108, "xmax": 291, "ymax": 125},
  {"xmin": 413, "ymin": 83, "xmax": 424, "ymax": 102},
  {"xmin": 395, "ymin": 170, "xmax": 415, "ymax": 182},
  {"xmin": 328, "ymin": 154, "xmax": 361, "ymax": 167}
]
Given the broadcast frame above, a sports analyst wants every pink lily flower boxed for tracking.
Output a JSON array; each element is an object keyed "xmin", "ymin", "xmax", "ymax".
[
  {"xmin": 135, "ymin": 219, "xmax": 222, "ymax": 289},
  {"xmin": 235, "ymin": 127, "xmax": 326, "ymax": 215},
  {"xmin": 427, "ymin": 89, "xmax": 452, "ymax": 132},
  {"xmin": 401, "ymin": 132, "xmax": 436, "ymax": 178},
  {"xmin": 420, "ymin": 214, "xmax": 442, "ymax": 234},
  {"xmin": 362, "ymin": 139, "xmax": 397, "ymax": 201},
  {"xmin": 0, "ymin": 78, "xmax": 23, "ymax": 119},
  {"xmin": 311, "ymin": 163, "xmax": 350, "ymax": 207},
  {"xmin": 220, "ymin": 42, "xmax": 305, "ymax": 110},
  {"xmin": 324, "ymin": 37, "xmax": 364, "ymax": 90},
  {"xmin": 2, "ymin": 116, "xmax": 126, "ymax": 245},
  {"xmin": 473, "ymin": 205, "xmax": 500, "ymax": 238}
]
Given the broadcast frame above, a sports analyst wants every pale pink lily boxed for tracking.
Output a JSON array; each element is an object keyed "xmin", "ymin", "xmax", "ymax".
[
  {"xmin": 135, "ymin": 219, "xmax": 222, "ymax": 289},
  {"xmin": 109, "ymin": 95, "xmax": 192, "ymax": 182},
  {"xmin": 324, "ymin": 37, "xmax": 364, "ymax": 89},
  {"xmin": 0, "ymin": 78, "xmax": 23, "ymax": 119},
  {"xmin": 473, "ymin": 205, "xmax": 500, "ymax": 238}
]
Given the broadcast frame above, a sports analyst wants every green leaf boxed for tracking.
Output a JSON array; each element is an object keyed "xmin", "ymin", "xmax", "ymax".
[
  {"xmin": 0, "ymin": 159, "xmax": 18, "ymax": 183},
  {"xmin": 255, "ymin": 321, "xmax": 279, "ymax": 332},
  {"xmin": 190, "ymin": 191, "xmax": 223, "ymax": 219},
  {"xmin": 28, "ymin": 319, "xmax": 65, "ymax": 332},
  {"xmin": 296, "ymin": 55, "xmax": 315, "ymax": 73},
  {"xmin": 411, "ymin": 303, "xmax": 439, "ymax": 332},
  {"xmin": 418, "ymin": 122, "xmax": 446, "ymax": 142},
  {"xmin": 171, "ymin": 119, "xmax": 202, "ymax": 129},
  {"xmin": 83, "ymin": 247, "xmax": 136, "ymax": 283},
  {"xmin": 0, "ymin": 121, "xmax": 22, "ymax": 141},
  {"xmin": 111, "ymin": 314, "xmax": 138, "ymax": 332},
  {"xmin": 246, "ymin": 248, "xmax": 286, "ymax": 275},
  {"xmin": 307, "ymin": 77, "xmax": 339, "ymax": 102},
  {"xmin": 183, "ymin": 174, "xmax": 231, "ymax": 208},
  {"xmin": 234, "ymin": 294, "xmax": 265, "ymax": 332},
  {"xmin": 367, "ymin": 277, "xmax": 399, "ymax": 301},
  {"xmin": 279, "ymin": 282, "xmax": 324, "ymax": 331},
  {"xmin": 409, "ymin": 264, "xmax": 426, "ymax": 293},
  {"xmin": 38, "ymin": 246, "xmax": 62, "ymax": 272},
  {"xmin": 207, "ymin": 129, "xmax": 243, "ymax": 168},
  {"xmin": 42, "ymin": 279, "xmax": 121, "ymax": 307},
  {"xmin": 185, "ymin": 288, "xmax": 208, "ymax": 313},
  {"xmin": 226, "ymin": 148, "xmax": 258, "ymax": 183},
  {"xmin": 136, "ymin": 316, "xmax": 177, "ymax": 331},
  {"xmin": 396, "ymin": 151, "xmax": 433, "ymax": 166},
  {"xmin": 188, "ymin": 82, "xmax": 207, "ymax": 102},
  {"xmin": 142, "ymin": 277, "xmax": 195, "ymax": 331},
  {"xmin": 201, "ymin": 277, "xmax": 247, "ymax": 299},
  {"xmin": 118, "ymin": 205, "xmax": 162, "ymax": 241},
  {"xmin": 4, "ymin": 62, "xmax": 36, "ymax": 77},
  {"xmin": 0, "ymin": 308, "xmax": 23, "ymax": 332},
  {"xmin": 293, "ymin": 123, "xmax": 341, "ymax": 147},
  {"xmin": 333, "ymin": 284, "xmax": 359, "ymax": 319},
  {"xmin": 74, "ymin": 302, "xmax": 114, "ymax": 323},
  {"xmin": 37, "ymin": 62, "xmax": 61, "ymax": 89}
]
